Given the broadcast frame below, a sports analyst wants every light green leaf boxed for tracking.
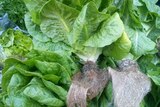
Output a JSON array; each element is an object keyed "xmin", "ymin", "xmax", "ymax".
[
  {"xmin": 43, "ymin": 79, "xmax": 67, "ymax": 101},
  {"xmin": 24, "ymin": 13, "xmax": 50, "ymax": 42},
  {"xmin": 0, "ymin": 29, "xmax": 33, "ymax": 58},
  {"xmin": 70, "ymin": 0, "xmax": 102, "ymax": 9},
  {"xmin": 35, "ymin": 60, "xmax": 71, "ymax": 85},
  {"xmin": 23, "ymin": 0, "xmax": 48, "ymax": 25},
  {"xmin": 23, "ymin": 77, "xmax": 64, "ymax": 106},
  {"xmin": 125, "ymin": 26, "xmax": 156, "ymax": 57},
  {"xmin": 7, "ymin": 73, "xmax": 30, "ymax": 92},
  {"xmin": 0, "ymin": 29, "xmax": 14, "ymax": 48},
  {"xmin": 4, "ymin": 92, "xmax": 41, "ymax": 107},
  {"xmin": 25, "ymin": 50, "xmax": 77, "ymax": 76},
  {"xmin": 68, "ymin": 1, "xmax": 108, "ymax": 45},
  {"xmin": 32, "ymin": 39, "xmax": 72, "ymax": 55},
  {"xmin": 141, "ymin": 0, "xmax": 160, "ymax": 15},
  {"xmin": 84, "ymin": 12, "xmax": 124, "ymax": 47},
  {"xmin": 43, "ymin": 74, "xmax": 60, "ymax": 84},
  {"xmin": 103, "ymin": 32, "xmax": 131, "ymax": 60},
  {"xmin": 40, "ymin": 0, "xmax": 79, "ymax": 41},
  {"xmin": 68, "ymin": 2, "xmax": 108, "ymax": 62}
]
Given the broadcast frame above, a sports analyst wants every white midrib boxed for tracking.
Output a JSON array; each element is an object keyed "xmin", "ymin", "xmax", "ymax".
[
  {"xmin": 135, "ymin": 31, "xmax": 139, "ymax": 54},
  {"xmin": 60, "ymin": 18, "xmax": 70, "ymax": 32}
]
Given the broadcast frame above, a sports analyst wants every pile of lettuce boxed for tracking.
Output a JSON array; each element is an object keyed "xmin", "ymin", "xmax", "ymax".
[
  {"xmin": 0, "ymin": 0, "xmax": 160, "ymax": 106},
  {"xmin": 0, "ymin": 50, "xmax": 78, "ymax": 107},
  {"xmin": 0, "ymin": 29, "xmax": 33, "ymax": 61}
]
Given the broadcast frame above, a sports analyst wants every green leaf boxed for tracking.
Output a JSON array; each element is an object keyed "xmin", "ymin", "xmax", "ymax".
[
  {"xmin": 24, "ymin": 13, "xmax": 50, "ymax": 42},
  {"xmin": 147, "ymin": 26, "xmax": 160, "ymax": 41},
  {"xmin": 138, "ymin": 55, "xmax": 160, "ymax": 86},
  {"xmin": 35, "ymin": 60, "xmax": 71, "ymax": 85},
  {"xmin": 23, "ymin": 0, "xmax": 48, "ymax": 25},
  {"xmin": 70, "ymin": 0, "xmax": 102, "ymax": 9},
  {"xmin": 25, "ymin": 50, "xmax": 77, "ymax": 76},
  {"xmin": 35, "ymin": 60, "xmax": 62, "ymax": 75},
  {"xmin": 4, "ymin": 92, "xmax": 41, "ymax": 107},
  {"xmin": 84, "ymin": 12, "xmax": 124, "ymax": 47},
  {"xmin": 125, "ymin": 26, "xmax": 156, "ymax": 57},
  {"xmin": 68, "ymin": 1, "xmax": 108, "ymax": 61},
  {"xmin": 0, "ymin": 29, "xmax": 14, "ymax": 48},
  {"xmin": 7, "ymin": 73, "xmax": 30, "ymax": 92},
  {"xmin": 43, "ymin": 79, "xmax": 67, "ymax": 100},
  {"xmin": 103, "ymin": 32, "xmax": 131, "ymax": 60},
  {"xmin": 141, "ymin": 0, "xmax": 160, "ymax": 16},
  {"xmin": 43, "ymin": 74, "xmax": 60, "ymax": 84},
  {"xmin": 32, "ymin": 39, "xmax": 72, "ymax": 55},
  {"xmin": 147, "ymin": 67, "xmax": 160, "ymax": 86},
  {"xmin": 0, "ymin": 29, "xmax": 33, "ymax": 58},
  {"xmin": 68, "ymin": 1, "xmax": 108, "ymax": 45},
  {"xmin": 40, "ymin": 0, "xmax": 79, "ymax": 41},
  {"xmin": 23, "ymin": 77, "xmax": 64, "ymax": 107},
  {"xmin": 2, "ymin": 66, "xmax": 18, "ymax": 91}
]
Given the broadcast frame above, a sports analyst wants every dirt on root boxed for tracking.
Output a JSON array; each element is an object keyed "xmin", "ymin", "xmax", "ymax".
[
  {"xmin": 67, "ymin": 60, "xmax": 151, "ymax": 107},
  {"xmin": 67, "ymin": 61, "xmax": 109, "ymax": 107},
  {"xmin": 109, "ymin": 60, "xmax": 151, "ymax": 107}
]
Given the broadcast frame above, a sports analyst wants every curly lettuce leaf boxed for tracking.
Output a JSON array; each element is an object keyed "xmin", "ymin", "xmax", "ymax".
[{"xmin": 0, "ymin": 29, "xmax": 33, "ymax": 58}]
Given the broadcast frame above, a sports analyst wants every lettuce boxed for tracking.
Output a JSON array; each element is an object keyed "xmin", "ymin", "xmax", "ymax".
[
  {"xmin": 1, "ymin": 0, "xmax": 159, "ymax": 106},
  {"xmin": 0, "ymin": 29, "xmax": 33, "ymax": 60},
  {"xmin": 1, "ymin": 50, "xmax": 78, "ymax": 106}
]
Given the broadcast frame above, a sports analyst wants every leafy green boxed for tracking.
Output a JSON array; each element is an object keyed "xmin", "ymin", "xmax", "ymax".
[
  {"xmin": 103, "ymin": 32, "xmax": 131, "ymax": 60},
  {"xmin": 68, "ymin": 2, "xmax": 125, "ymax": 62},
  {"xmin": 1, "ymin": 50, "xmax": 78, "ymax": 106},
  {"xmin": 0, "ymin": 29, "xmax": 33, "ymax": 59},
  {"xmin": 125, "ymin": 26, "xmax": 156, "ymax": 57},
  {"xmin": 1, "ymin": 0, "xmax": 160, "ymax": 106},
  {"xmin": 24, "ymin": 9, "xmax": 72, "ymax": 55},
  {"xmin": 84, "ymin": 12, "xmax": 124, "ymax": 47},
  {"xmin": 40, "ymin": 0, "xmax": 79, "ymax": 41},
  {"xmin": 42, "ymin": 79, "xmax": 67, "ymax": 101},
  {"xmin": 24, "ymin": 13, "xmax": 50, "ymax": 42},
  {"xmin": 32, "ymin": 38, "xmax": 72, "ymax": 55},
  {"xmin": 23, "ymin": 0, "xmax": 49, "ymax": 25},
  {"xmin": 23, "ymin": 77, "xmax": 64, "ymax": 106}
]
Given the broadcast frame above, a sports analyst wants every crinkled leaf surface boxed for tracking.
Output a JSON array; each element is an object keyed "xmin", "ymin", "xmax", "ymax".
[
  {"xmin": 23, "ymin": 0, "xmax": 48, "ymax": 25},
  {"xmin": 23, "ymin": 77, "xmax": 64, "ymax": 107},
  {"xmin": 0, "ymin": 29, "xmax": 33, "ymax": 58},
  {"xmin": 125, "ymin": 26, "xmax": 156, "ymax": 57},
  {"xmin": 84, "ymin": 12, "xmax": 124, "ymax": 47},
  {"xmin": 68, "ymin": 2, "xmax": 109, "ymax": 61},
  {"xmin": 40, "ymin": 0, "xmax": 79, "ymax": 41},
  {"xmin": 32, "ymin": 39, "xmax": 71, "ymax": 55},
  {"xmin": 24, "ymin": 13, "xmax": 50, "ymax": 42},
  {"xmin": 68, "ymin": 2, "xmax": 109, "ymax": 45},
  {"xmin": 103, "ymin": 32, "xmax": 131, "ymax": 60}
]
